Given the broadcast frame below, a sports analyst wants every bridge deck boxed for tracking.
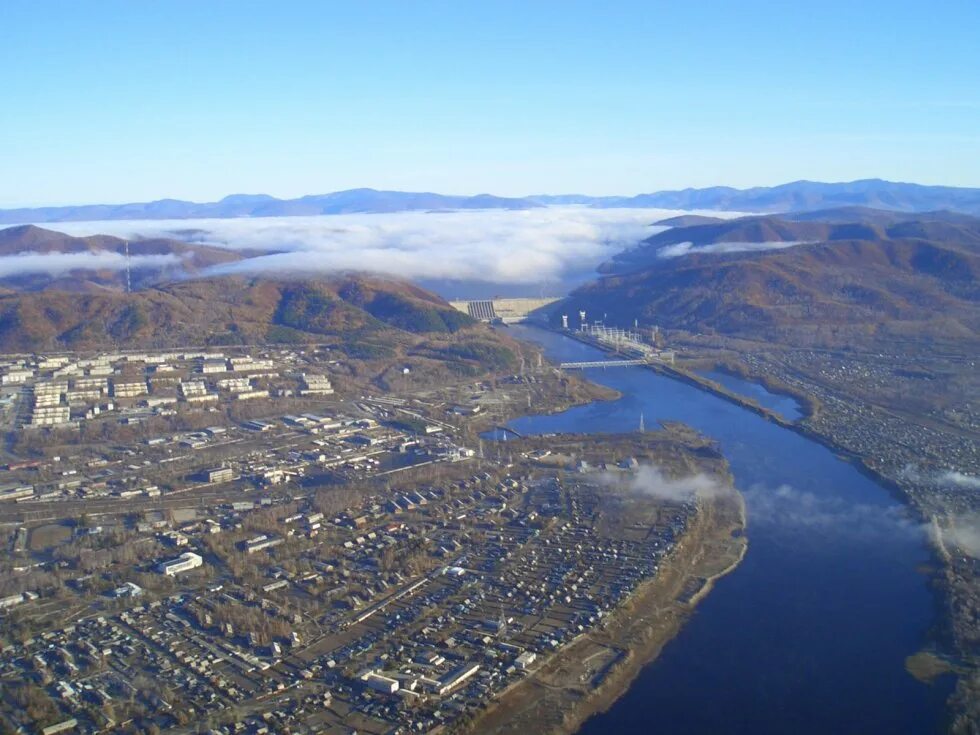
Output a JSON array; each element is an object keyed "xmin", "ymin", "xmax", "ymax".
[{"xmin": 559, "ymin": 359, "xmax": 648, "ymax": 369}]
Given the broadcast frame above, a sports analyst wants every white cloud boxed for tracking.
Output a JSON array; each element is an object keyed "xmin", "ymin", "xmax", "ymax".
[
  {"xmin": 658, "ymin": 240, "xmax": 811, "ymax": 258},
  {"xmin": 900, "ymin": 465, "xmax": 980, "ymax": 492},
  {"xmin": 945, "ymin": 514, "xmax": 980, "ymax": 558},
  {"xmin": 600, "ymin": 463, "xmax": 726, "ymax": 502},
  {"xmin": 939, "ymin": 471, "xmax": 980, "ymax": 491},
  {"xmin": 0, "ymin": 251, "xmax": 182, "ymax": 278},
  {"xmin": 741, "ymin": 483, "xmax": 924, "ymax": 540},
  {"xmin": 45, "ymin": 207, "xmax": 740, "ymax": 285}
]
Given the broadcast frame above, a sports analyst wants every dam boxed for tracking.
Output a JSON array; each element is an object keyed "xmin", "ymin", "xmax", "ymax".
[{"xmin": 449, "ymin": 297, "xmax": 561, "ymax": 324}]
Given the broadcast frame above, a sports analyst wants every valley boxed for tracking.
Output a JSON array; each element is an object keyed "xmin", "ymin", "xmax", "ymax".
[{"xmin": 0, "ymin": 193, "xmax": 977, "ymax": 734}]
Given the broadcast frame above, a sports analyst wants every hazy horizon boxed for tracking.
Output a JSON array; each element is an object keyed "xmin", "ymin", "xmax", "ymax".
[{"xmin": 5, "ymin": 176, "xmax": 980, "ymax": 212}]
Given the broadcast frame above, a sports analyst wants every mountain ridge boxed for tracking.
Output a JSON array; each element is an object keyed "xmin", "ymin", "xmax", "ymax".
[
  {"xmin": 568, "ymin": 238, "xmax": 980, "ymax": 352},
  {"xmin": 566, "ymin": 207, "xmax": 980, "ymax": 352},
  {"xmin": 530, "ymin": 179, "xmax": 980, "ymax": 214},
  {"xmin": 606, "ymin": 208, "xmax": 980, "ymax": 273},
  {"xmin": 0, "ymin": 273, "xmax": 501, "ymax": 359},
  {"xmin": 0, "ymin": 189, "xmax": 544, "ymax": 224},
  {"xmin": 4, "ymin": 180, "xmax": 980, "ymax": 224}
]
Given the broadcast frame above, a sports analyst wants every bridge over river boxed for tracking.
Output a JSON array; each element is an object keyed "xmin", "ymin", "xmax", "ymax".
[{"xmin": 559, "ymin": 359, "xmax": 650, "ymax": 369}]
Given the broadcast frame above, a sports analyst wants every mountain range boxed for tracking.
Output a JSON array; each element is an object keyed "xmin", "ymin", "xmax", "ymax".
[
  {"xmin": 566, "ymin": 207, "xmax": 980, "ymax": 351},
  {"xmin": 531, "ymin": 180, "xmax": 980, "ymax": 214},
  {"xmin": 0, "ymin": 190, "xmax": 542, "ymax": 224},
  {"xmin": 0, "ymin": 203, "xmax": 977, "ymax": 360},
  {"xmin": 3, "ymin": 179, "xmax": 980, "ymax": 224}
]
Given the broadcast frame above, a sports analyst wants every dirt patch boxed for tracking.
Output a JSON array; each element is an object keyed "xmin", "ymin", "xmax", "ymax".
[{"xmin": 28, "ymin": 522, "xmax": 72, "ymax": 551}]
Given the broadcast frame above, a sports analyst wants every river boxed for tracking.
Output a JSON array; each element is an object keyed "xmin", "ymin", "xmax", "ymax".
[
  {"xmin": 500, "ymin": 325, "xmax": 952, "ymax": 735},
  {"xmin": 698, "ymin": 368, "xmax": 804, "ymax": 422}
]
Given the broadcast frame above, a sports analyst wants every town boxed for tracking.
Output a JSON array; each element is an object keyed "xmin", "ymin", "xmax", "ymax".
[{"xmin": 0, "ymin": 345, "xmax": 731, "ymax": 735}]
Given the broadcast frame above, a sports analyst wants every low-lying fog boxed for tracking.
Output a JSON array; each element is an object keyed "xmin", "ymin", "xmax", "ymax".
[{"xmin": 40, "ymin": 207, "xmax": 739, "ymax": 297}]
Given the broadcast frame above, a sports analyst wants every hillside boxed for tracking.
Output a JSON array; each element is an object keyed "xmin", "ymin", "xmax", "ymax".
[
  {"xmin": 0, "ymin": 189, "xmax": 542, "ymax": 224},
  {"xmin": 0, "ymin": 225, "xmax": 245, "ymax": 292},
  {"xmin": 568, "ymin": 232, "xmax": 980, "ymax": 352},
  {"xmin": 0, "ymin": 274, "xmax": 525, "ymax": 378},
  {"xmin": 606, "ymin": 209, "xmax": 980, "ymax": 273}
]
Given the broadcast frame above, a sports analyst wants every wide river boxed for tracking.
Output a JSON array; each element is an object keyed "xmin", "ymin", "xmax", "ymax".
[{"xmin": 501, "ymin": 325, "xmax": 951, "ymax": 735}]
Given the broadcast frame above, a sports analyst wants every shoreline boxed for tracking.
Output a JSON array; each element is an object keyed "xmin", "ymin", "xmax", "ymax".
[
  {"xmin": 535, "ymin": 326, "xmax": 970, "ymax": 731},
  {"xmin": 543, "ymin": 326, "xmax": 917, "ymax": 514},
  {"xmin": 460, "ymin": 486, "xmax": 747, "ymax": 735},
  {"xmin": 637, "ymin": 356, "xmax": 950, "ymax": 529}
]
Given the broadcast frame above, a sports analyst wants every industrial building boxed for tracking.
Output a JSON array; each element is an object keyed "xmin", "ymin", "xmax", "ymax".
[
  {"xmin": 203, "ymin": 467, "xmax": 234, "ymax": 484},
  {"xmin": 363, "ymin": 672, "xmax": 400, "ymax": 694},
  {"xmin": 436, "ymin": 663, "xmax": 481, "ymax": 696}
]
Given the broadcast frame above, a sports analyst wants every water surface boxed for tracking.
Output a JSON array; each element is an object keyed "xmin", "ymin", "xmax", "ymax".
[
  {"xmin": 502, "ymin": 325, "xmax": 950, "ymax": 735},
  {"xmin": 699, "ymin": 368, "xmax": 803, "ymax": 421}
]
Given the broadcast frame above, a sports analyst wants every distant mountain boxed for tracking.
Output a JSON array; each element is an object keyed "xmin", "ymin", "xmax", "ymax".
[
  {"xmin": 566, "ymin": 208, "xmax": 980, "ymax": 351},
  {"xmin": 606, "ymin": 208, "xmax": 980, "ymax": 273},
  {"xmin": 531, "ymin": 179, "xmax": 980, "ymax": 215},
  {"xmin": 0, "ymin": 225, "xmax": 244, "ymax": 292},
  {"xmin": 5, "ymin": 179, "xmax": 980, "ymax": 225},
  {"xmin": 651, "ymin": 214, "xmax": 727, "ymax": 227},
  {"xmin": 778, "ymin": 206, "xmax": 980, "ymax": 225},
  {"xmin": 0, "ymin": 189, "xmax": 543, "ymax": 224}
]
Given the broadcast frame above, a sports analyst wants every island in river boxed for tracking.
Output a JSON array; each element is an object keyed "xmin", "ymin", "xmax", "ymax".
[
  {"xmin": 464, "ymin": 449, "xmax": 746, "ymax": 735},
  {"xmin": 456, "ymin": 421, "xmax": 747, "ymax": 735}
]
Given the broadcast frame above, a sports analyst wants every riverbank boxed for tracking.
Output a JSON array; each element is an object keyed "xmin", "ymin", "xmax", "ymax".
[
  {"xmin": 494, "ymin": 323, "xmax": 952, "ymax": 733},
  {"xmin": 460, "ymin": 484, "xmax": 747, "ymax": 735},
  {"xmin": 647, "ymin": 359, "xmax": 976, "ymax": 723},
  {"xmin": 579, "ymin": 329, "xmax": 975, "ymax": 732},
  {"xmin": 652, "ymin": 355, "xmax": 979, "ymax": 726},
  {"xmin": 626, "ymin": 357, "xmax": 939, "ymax": 524}
]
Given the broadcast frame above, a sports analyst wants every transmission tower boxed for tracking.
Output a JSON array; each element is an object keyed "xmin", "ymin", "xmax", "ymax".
[{"xmin": 124, "ymin": 240, "xmax": 132, "ymax": 294}]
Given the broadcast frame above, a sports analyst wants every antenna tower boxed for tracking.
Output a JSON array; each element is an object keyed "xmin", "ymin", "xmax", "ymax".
[{"xmin": 124, "ymin": 240, "xmax": 132, "ymax": 294}]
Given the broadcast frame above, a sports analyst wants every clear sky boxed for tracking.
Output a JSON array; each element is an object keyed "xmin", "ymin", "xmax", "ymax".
[{"xmin": 2, "ymin": 0, "xmax": 978, "ymax": 206}]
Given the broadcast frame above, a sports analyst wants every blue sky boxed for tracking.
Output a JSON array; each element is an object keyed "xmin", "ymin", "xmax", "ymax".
[{"xmin": 1, "ymin": 0, "xmax": 978, "ymax": 206}]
